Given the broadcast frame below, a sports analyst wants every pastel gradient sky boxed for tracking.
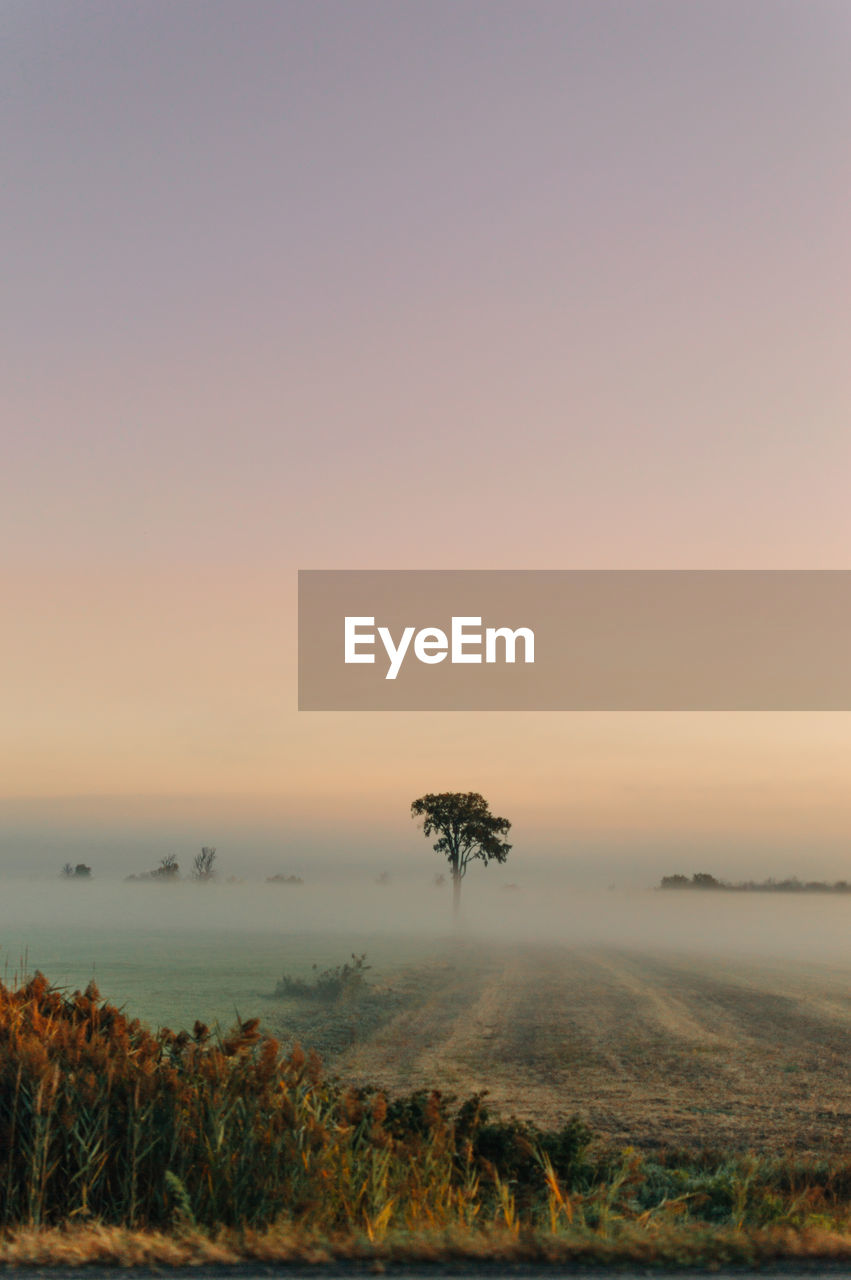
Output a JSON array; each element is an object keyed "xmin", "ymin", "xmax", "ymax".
[{"xmin": 2, "ymin": 1, "xmax": 850, "ymax": 881}]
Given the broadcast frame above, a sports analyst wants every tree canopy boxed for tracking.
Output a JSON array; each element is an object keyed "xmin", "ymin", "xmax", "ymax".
[{"xmin": 410, "ymin": 792, "xmax": 511, "ymax": 915}]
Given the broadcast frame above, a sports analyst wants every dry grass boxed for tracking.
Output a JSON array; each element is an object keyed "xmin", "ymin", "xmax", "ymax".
[
  {"xmin": 326, "ymin": 942, "xmax": 851, "ymax": 1155},
  {"xmin": 3, "ymin": 1221, "xmax": 851, "ymax": 1269}
]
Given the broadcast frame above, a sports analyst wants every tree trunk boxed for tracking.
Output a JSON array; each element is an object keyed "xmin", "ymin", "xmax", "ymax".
[{"xmin": 452, "ymin": 871, "xmax": 461, "ymax": 919}]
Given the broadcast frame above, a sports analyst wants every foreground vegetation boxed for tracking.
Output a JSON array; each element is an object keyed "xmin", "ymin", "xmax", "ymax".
[{"xmin": 1, "ymin": 974, "xmax": 851, "ymax": 1266}]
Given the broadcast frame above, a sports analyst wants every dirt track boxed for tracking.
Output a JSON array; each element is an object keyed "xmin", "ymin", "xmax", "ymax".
[{"xmin": 309, "ymin": 943, "xmax": 851, "ymax": 1155}]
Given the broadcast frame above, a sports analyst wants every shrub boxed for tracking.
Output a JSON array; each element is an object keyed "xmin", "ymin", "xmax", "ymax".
[{"xmin": 274, "ymin": 953, "xmax": 371, "ymax": 1003}]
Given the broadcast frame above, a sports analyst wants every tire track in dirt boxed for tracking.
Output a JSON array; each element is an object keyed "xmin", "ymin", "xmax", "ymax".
[{"xmin": 339, "ymin": 947, "xmax": 505, "ymax": 1095}]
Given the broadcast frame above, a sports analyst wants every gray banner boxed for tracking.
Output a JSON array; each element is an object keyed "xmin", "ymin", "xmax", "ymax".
[{"xmin": 298, "ymin": 571, "xmax": 851, "ymax": 710}]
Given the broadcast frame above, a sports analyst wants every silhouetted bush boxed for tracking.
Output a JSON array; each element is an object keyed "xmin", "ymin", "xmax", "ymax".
[{"xmin": 274, "ymin": 953, "xmax": 370, "ymax": 1003}]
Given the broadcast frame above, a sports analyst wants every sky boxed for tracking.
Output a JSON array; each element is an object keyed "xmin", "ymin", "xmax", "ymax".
[{"xmin": 2, "ymin": 1, "xmax": 850, "ymax": 884}]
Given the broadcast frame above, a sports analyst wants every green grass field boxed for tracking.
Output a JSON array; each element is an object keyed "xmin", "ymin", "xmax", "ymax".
[
  {"xmin": 0, "ymin": 877, "xmax": 454, "ymax": 1031},
  {"xmin": 0, "ymin": 921, "xmax": 434, "ymax": 1033}
]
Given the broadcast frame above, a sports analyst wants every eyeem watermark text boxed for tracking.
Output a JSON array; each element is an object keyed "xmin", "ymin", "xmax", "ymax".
[{"xmin": 344, "ymin": 616, "xmax": 535, "ymax": 680}]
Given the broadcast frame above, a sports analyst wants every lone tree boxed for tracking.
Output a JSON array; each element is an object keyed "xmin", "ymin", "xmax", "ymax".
[{"xmin": 411, "ymin": 792, "xmax": 511, "ymax": 917}]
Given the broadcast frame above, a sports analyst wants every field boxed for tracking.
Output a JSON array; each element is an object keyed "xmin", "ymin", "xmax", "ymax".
[
  {"xmin": 1, "ymin": 880, "xmax": 851, "ymax": 1264},
  {"xmin": 316, "ymin": 942, "xmax": 851, "ymax": 1156},
  {"xmin": 4, "ymin": 879, "xmax": 849, "ymax": 1160}
]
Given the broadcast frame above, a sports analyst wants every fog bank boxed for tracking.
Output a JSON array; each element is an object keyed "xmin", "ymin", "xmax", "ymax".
[{"xmin": 1, "ymin": 876, "xmax": 849, "ymax": 967}]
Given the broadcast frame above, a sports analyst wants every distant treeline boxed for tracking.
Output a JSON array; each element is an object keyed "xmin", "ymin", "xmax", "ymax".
[{"xmin": 660, "ymin": 872, "xmax": 851, "ymax": 893}]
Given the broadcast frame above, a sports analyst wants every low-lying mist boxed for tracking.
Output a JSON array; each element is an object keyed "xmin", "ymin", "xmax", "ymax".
[{"xmin": 1, "ymin": 873, "xmax": 850, "ymax": 965}]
